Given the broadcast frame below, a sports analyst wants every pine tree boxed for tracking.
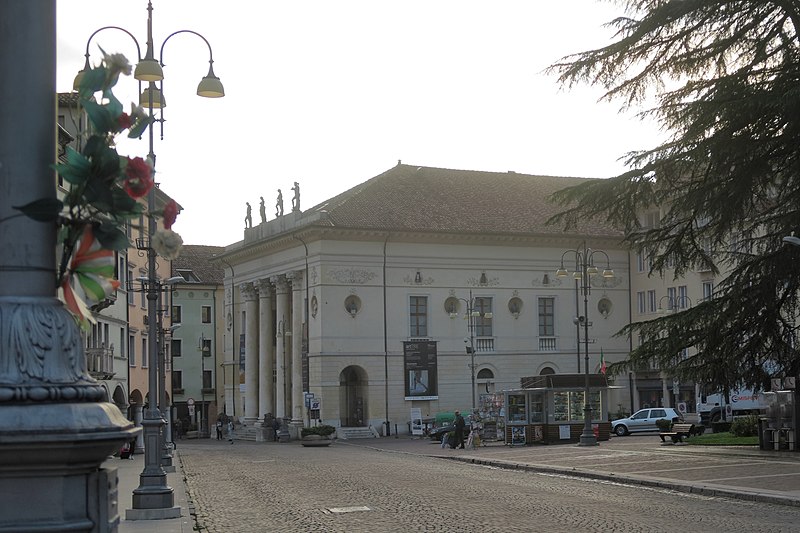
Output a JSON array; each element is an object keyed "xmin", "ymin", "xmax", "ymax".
[{"xmin": 546, "ymin": 1, "xmax": 800, "ymax": 391}]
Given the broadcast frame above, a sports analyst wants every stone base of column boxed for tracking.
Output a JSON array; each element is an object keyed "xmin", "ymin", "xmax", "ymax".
[{"xmin": 0, "ymin": 402, "xmax": 139, "ymax": 532}]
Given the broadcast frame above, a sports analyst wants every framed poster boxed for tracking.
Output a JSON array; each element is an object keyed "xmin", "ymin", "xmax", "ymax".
[
  {"xmin": 403, "ymin": 341, "xmax": 438, "ymax": 400},
  {"xmin": 511, "ymin": 426, "xmax": 526, "ymax": 446}
]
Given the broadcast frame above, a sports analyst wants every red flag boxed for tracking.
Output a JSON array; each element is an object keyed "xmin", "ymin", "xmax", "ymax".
[{"xmin": 600, "ymin": 348, "xmax": 607, "ymax": 375}]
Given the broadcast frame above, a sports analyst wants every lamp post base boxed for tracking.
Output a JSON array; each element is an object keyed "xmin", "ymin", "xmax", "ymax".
[{"xmin": 578, "ymin": 433, "xmax": 599, "ymax": 446}]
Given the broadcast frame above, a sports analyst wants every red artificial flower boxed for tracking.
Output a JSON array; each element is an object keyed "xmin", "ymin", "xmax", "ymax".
[
  {"xmin": 117, "ymin": 112, "xmax": 132, "ymax": 130},
  {"xmin": 123, "ymin": 157, "xmax": 153, "ymax": 198},
  {"xmin": 163, "ymin": 199, "xmax": 178, "ymax": 230}
]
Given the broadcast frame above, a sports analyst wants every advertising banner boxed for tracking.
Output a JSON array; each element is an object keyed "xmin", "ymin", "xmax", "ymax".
[{"xmin": 403, "ymin": 341, "xmax": 438, "ymax": 400}]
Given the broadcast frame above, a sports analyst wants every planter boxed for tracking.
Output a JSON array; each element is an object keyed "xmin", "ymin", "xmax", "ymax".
[{"xmin": 301, "ymin": 435, "xmax": 332, "ymax": 447}]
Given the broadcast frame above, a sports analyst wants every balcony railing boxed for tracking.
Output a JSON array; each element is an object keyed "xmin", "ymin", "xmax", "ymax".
[
  {"xmin": 474, "ymin": 337, "xmax": 494, "ymax": 353},
  {"xmin": 86, "ymin": 347, "xmax": 115, "ymax": 380},
  {"xmin": 538, "ymin": 337, "xmax": 557, "ymax": 351}
]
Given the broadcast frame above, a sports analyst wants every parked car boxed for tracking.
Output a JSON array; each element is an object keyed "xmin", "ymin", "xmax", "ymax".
[{"xmin": 611, "ymin": 408, "xmax": 683, "ymax": 436}]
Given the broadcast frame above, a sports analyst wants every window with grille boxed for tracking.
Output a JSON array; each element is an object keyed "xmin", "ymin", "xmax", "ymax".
[
  {"xmin": 409, "ymin": 296, "xmax": 428, "ymax": 337},
  {"xmin": 538, "ymin": 297, "xmax": 554, "ymax": 336},
  {"xmin": 474, "ymin": 297, "xmax": 493, "ymax": 337}
]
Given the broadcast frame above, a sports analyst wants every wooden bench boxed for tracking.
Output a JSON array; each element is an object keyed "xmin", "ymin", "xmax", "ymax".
[{"xmin": 659, "ymin": 423, "xmax": 695, "ymax": 443}]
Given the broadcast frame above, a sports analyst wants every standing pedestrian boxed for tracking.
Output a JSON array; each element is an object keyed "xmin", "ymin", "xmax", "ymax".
[
  {"xmin": 453, "ymin": 410, "xmax": 466, "ymax": 449},
  {"xmin": 227, "ymin": 420, "xmax": 235, "ymax": 444},
  {"xmin": 216, "ymin": 419, "xmax": 223, "ymax": 440},
  {"xmin": 272, "ymin": 417, "xmax": 281, "ymax": 442}
]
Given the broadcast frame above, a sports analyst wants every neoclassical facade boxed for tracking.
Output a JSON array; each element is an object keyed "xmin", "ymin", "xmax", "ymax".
[{"xmin": 216, "ymin": 164, "xmax": 632, "ymax": 435}]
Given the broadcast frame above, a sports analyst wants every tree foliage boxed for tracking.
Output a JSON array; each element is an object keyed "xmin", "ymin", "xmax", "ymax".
[{"xmin": 546, "ymin": 0, "xmax": 800, "ymax": 392}]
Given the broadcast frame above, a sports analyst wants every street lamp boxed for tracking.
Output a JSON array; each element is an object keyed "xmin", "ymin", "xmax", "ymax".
[
  {"xmin": 451, "ymin": 291, "xmax": 493, "ymax": 411},
  {"xmin": 78, "ymin": 0, "xmax": 224, "ymax": 514},
  {"xmin": 656, "ymin": 294, "xmax": 693, "ymax": 408},
  {"xmin": 557, "ymin": 242, "xmax": 615, "ymax": 446},
  {"xmin": 276, "ymin": 317, "xmax": 292, "ymax": 442}
]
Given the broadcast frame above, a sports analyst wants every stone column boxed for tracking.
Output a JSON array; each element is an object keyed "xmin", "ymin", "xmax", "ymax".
[
  {"xmin": 0, "ymin": 3, "xmax": 138, "ymax": 529},
  {"xmin": 241, "ymin": 282, "xmax": 259, "ymax": 423},
  {"xmin": 289, "ymin": 271, "xmax": 305, "ymax": 425},
  {"xmin": 273, "ymin": 276, "xmax": 290, "ymax": 419},
  {"xmin": 133, "ymin": 404, "xmax": 145, "ymax": 453},
  {"xmin": 257, "ymin": 279, "xmax": 274, "ymax": 420}
]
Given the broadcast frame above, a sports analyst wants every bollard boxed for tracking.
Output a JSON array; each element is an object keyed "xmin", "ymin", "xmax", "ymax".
[{"xmin": 395, "ymin": 424, "xmax": 398, "ymax": 438}]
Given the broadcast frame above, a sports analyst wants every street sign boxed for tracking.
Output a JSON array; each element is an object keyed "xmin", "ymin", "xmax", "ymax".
[{"xmin": 310, "ymin": 399, "xmax": 320, "ymax": 411}]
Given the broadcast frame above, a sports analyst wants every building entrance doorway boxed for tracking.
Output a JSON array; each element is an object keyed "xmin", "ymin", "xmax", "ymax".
[{"xmin": 339, "ymin": 365, "xmax": 367, "ymax": 427}]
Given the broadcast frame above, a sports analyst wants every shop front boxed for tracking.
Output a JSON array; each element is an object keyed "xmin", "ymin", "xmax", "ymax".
[{"xmin": 504, "ymin": 374, "xmax": 611, "ymax": 444}]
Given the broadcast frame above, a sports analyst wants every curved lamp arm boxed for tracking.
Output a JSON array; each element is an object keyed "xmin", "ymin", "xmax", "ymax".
[
  {"xmin": 159, "ymin": 29, "xmax": 224, "ymax": 97},
  {"xmin": 73, "ymin": 26, "xmax": 142, "ymax": 90}
]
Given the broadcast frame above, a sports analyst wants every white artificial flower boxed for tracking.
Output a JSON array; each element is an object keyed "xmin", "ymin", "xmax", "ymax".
[{"xmin": 152, "ymin": 229, "xmax": 183, "ymax": 260}]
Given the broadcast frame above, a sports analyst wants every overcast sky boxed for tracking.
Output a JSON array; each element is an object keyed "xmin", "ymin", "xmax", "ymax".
[{"xmin": 56, "ymin": 1, "xmax": 660, "ymax": 247}]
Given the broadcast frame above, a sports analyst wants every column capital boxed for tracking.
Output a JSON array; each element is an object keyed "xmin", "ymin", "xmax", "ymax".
[
  {"xmin": 288, "ymin": 270, "xmax": 304, "ymax": 291},
  {"xmin": 240, "ymin": 282, "xmax": 258, "ymax": 301},
  {"xmin": 271, "ymin": 274, "xmax": 289, "ymax": 294},
  {"xmin": 256, "ymin": 278, "xmax": 272, "ymax": 296}
]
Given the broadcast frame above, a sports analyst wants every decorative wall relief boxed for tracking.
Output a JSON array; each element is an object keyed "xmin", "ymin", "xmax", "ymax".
[
  {"xmin": 404, "ymin": 273, "xmax": 433, "ymax": 285},
  {"xmin": 467, "ymin": 274, "xmax": 499, "ymax": 287},
  {"xmin": 591, "ymin": 276, "xmax": 624, "ymax": 289},
  {"xmin": 327, "ymin": 268, "xmax": 377, "ymax": 285},
  {"xmin": 532, "ymin": 274, "xmax": 562, "ymax": 287}
]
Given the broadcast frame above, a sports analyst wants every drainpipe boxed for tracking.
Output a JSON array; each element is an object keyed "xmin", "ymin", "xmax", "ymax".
[{"xmin": 383, "ymin": 234, "xmax": 390, "ymax": 436}]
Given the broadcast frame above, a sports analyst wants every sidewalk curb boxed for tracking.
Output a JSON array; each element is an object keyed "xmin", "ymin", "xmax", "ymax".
[{"xmin": 447, "ymin": 455, "xmax": 800, "ymax": 509}]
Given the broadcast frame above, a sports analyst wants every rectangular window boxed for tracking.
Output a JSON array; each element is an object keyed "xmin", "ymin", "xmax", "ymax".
[
  {"xmin": 172, "ymin": 305, "xmax": 182, "ymax": 324},
  {"xmin": 128, "ymin": 335, "xmax": 135, "ymax": 367},
  {"xmin": 647, "ymin": 290, "xmax": 657, "ymax": 313},
  {"xmin": 474, "ymin": 297, "xmax": 493, "ymax": 337},
  {"xmin": 172, "ymin": 370, "xmax": 182, "ymax": 391},
  {"xmin": 538, "ymin": 297, "xmax": 554, "ymax": 337},
  {"xmin": 171, "ymin": 339, "xmax": 182, "ymax": 357},
  {"xmin": 678, "ymin": 285, "xmax": 688, "ymax": 309},
  {"xmin": 636, "ymin": 253, "xmax": 645, "ymax": 273},
  {"xmin": 140, "ymin": 286, "xmax": 146, "ymax": 308},
  {"xmin": 201, "ymin": 305, "xmax": 212, "ymax": 324},
  {"xmin": 127, "ymin": 269, "xmax": 135, "ymax": 305},
  {"xmin": 141, "ymin": 338, "xmax": 148, "ymax": 368},
  {"xmin": 637, "ymin": 291, "xmax": 646, "ymax": 314},
  {"xmin": 202, "ymin": 337, "xmax": 212, "ymax": 356},
  {"xmin": 409, "ymin": 296, "xmax": 428, "ymax": 337},
  {"xmin": 203, "ymin": 370, "xmax": 213, "ymax": 389},
  {"xmin": 702, "ymin": 281, "xmax": 714, "ymax": 301},
  {"xmin": 667, "ymin": 287, "xmax": 677, "ymax": 311}
]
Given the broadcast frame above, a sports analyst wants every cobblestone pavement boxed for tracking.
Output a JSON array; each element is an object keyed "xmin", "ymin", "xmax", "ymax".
[{"xmin": 179, "ymin": 440, "xmax": 799, "ymax": 533}]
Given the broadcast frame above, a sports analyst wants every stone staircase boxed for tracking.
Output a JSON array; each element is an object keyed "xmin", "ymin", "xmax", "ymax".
[{"xmin": 337, "ymin": 426, "xmax": 380, "ymax": 440}]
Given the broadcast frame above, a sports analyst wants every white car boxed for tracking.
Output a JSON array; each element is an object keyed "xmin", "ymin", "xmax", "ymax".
[{"xmin": 611, "ymin": 408, "xmax": 683, "ymax": 436}]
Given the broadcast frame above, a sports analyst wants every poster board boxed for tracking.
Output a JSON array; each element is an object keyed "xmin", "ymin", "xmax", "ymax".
[
  {"xmin": 403, "ymin": 341, "xmax": 438, "ymax": 400},
  {"xmin": 511, "ymin": 426, "xmax": 526, "ymax": 446}
]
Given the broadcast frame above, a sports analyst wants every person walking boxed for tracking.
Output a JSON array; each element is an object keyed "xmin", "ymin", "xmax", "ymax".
[{"xmin": 453, "ymin": 411, "xmax": 466, "ymax": 449}]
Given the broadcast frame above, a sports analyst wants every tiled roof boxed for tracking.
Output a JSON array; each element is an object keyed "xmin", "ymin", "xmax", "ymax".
[
  {"xmin": 172, "ymin": 245, "xmax": 225, "ymax": 284},
  {"xmin": 305, "ymin": 164, "xmax": 619, "ymax": 237},
  {"xmin": 58, "ymin": 92, "xmax": 80, "ymax": 107}
]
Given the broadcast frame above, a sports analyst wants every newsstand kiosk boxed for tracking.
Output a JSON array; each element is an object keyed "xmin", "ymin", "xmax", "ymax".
[{"xmin": 504, "ymin": 374, "xmax": 612, "ymax": 445}]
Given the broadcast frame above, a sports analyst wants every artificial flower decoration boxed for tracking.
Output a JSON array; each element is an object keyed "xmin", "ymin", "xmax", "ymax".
[
  {"xmin": 12, "ymin": 50, "xmax": 183, "ymax": 326},
  {"xmin": 152, "ymin": 229, "xmax": 184, "ymax": 260},
  {"xmin": 122, "ymin": 156, "xmax": 154, "ymax": 198},
  {"xmin": 162, "ymin": 200, "xmax": 179, "ymax": 230}
]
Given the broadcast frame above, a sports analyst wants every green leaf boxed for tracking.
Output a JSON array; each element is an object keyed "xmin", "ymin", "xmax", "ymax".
[
  {"xmin": 78, "ymin": 66, "xmax": 107, "ymax": 99},
  {"xmin": 52, "ymin": 146, "xmax": 91, "ymax": 185},
  {"xmin": 83, "ymin": 99, "xmax": 116, "ymax": 134},
  {"xmin": 12, "ymin": 198, "xmax": 63, "ymax": 222},
  {"xmin": 128, "ymin": 115, "xmax": 154, "ymax": 139},
  {"xmin": 94, "ymin": 223, "xmax": 130, "ymax": 251},
  {"xmin": 103, "ymin": 88, "xmax": 123, "ymax": 120}
]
